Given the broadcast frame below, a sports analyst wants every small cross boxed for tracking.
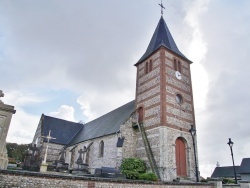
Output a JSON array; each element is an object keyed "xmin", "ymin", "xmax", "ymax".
[{"xmin": 159, "ymin": 0, "xmax": 165, "ymax": 16}]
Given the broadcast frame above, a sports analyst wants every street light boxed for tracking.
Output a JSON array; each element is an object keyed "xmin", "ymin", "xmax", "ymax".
[
  {"xmin": 227, "ymin": 138, "xmax": 237, "ymax": 184},
  {"xmin": 189, "ymin": 125, "xmax": 199, "ymax": 182}
]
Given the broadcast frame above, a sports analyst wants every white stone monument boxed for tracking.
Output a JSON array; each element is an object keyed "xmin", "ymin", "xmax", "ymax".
[
  {"xmin": 40, "ymin": 130, "xmax": 56, "ymax": 172},
  {"xmin": 0, "ymin": 90, "xmax": 16, "ymax": 169}
]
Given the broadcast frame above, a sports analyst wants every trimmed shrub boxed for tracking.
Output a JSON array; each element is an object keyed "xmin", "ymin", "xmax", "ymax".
[
  {"xmin": 122, "ymin": 170, "xmax": 140, "ymax": 179},
  {"xmin": 121, "ymin": 158, "xmax": 146, "ymax": 179},
  {"xmin": 139, "ymin": 172, "xmax": 158, "ymax": 181}
]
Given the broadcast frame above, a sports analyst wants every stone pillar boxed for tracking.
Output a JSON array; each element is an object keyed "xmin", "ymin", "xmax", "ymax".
[
  {"xmin": 240, "ymin": 181, "xmax": 250, "ymax": 188},
  {"xmin": 208, "ymin": 179, "xmax": 222, "ymax": 188},
  {"xmin": 0, "ymin": 90, "xmax": 16, "ymax": 169}
]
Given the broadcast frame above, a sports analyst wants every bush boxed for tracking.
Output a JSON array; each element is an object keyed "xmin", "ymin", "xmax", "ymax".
[
  {"xmin": 222, "ymin": 178, "xmax": 235, "ymax": 184},
  {"xmin": 122, "ymin": 170, "xmax": 140, "ymax": 179},
  {"xmin": 121, "ymin": 158, "xmax": 146, "ymax": 179},
  {"xmin": 139, "ymin": 172, "xmax": 158, "ymax": 181},
  {"xmin": 200, "ymin": 178, "xmax": 208, "ymax": 182}
]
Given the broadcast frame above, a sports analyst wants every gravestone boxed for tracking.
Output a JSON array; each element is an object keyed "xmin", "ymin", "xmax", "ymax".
[
  {"xmin": 0, "ymin": 90, "xmax": 16, "ymax": 169},
  {"xmin": 72, "ymin": 148, "xmax": 89, "ymax": 174},
  {"xmin": 55, "ymin": 147, "xmax": 69, "ymax": 172},
  {"xmin": 94, "ymin": 167, "xmax": 125, "ymax": 178},
  {"xmin": 23, "ymin": 144, "xmax": 40, "ymax": 171}
]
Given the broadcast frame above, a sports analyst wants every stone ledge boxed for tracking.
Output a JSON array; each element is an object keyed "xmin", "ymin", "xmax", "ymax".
[
  {"xmin": 0, "ymin": 169, "xmax": 213, "ymax": 186},
  {"xmin": 0, "ymin": 103, "xmax": 16, "ymax": 113}
]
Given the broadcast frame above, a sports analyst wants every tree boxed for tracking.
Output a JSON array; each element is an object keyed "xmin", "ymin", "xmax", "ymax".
[{"xmin": 6, "ymin": 143, "xmax": 30, "ymax": 162}]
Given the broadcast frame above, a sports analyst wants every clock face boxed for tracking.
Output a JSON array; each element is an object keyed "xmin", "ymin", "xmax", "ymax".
[{"xmin": 175, "ymin": 71, "xmax": 182, "ymax": 80}]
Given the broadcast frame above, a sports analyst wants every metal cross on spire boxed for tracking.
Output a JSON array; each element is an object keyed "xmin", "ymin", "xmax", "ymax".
[{"xmin": 159, "ymin": 0, "xmax": 165, "ymax": 16}]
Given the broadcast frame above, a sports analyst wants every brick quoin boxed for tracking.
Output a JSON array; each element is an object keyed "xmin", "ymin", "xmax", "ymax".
[{"xmin": 88, "ymin": 181, "xmax": 95, "ymax": 188}]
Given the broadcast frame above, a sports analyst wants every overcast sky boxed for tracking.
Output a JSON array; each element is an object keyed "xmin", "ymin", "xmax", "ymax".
[{"xmin": 1, "ymin": 0, "xmax": 250, "ymax": 178}]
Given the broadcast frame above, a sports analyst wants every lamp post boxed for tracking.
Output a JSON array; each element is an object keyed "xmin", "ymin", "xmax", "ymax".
[
  {"xmin": 189, "ymin": 125, "xmax": 199, "ymax": 182},
  {"xmin": 227, "ymin": 138, "xmax": 237, "ymax": 184}
]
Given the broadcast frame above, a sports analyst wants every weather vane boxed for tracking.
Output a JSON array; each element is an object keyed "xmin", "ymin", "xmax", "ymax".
[{"xmin": 159, "ymin": 0, "xmax": 165, "ymax": 16}]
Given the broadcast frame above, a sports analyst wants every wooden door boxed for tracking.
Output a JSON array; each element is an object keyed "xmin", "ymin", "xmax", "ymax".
[{"xmin": 175, "ymin": 138, "xmax": 187, "ymax": 177}]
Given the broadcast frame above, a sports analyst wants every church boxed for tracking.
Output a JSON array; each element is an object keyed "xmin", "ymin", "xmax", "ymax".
[{"xmin": 32, "ymin": 12, "xmax": 198, "ymax": 182}]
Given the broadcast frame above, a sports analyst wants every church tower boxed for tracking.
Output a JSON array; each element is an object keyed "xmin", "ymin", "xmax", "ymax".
[{"xmin": 134, "ymin": 15, "xmax": 198, "ymax": 181}]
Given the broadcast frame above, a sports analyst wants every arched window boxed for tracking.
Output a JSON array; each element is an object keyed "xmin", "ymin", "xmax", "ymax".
[
  {"xmin": 145, "ymin": 62, "xmax": 149, "ymax": 74},
  {"xmin": 174, "ymin": 59, "xmax": 178, "ymax": 71},
  {"xmin": 175, "ymin": 94, "xmax": 183, "ymax": 105},
  {"xmin": 174, "ymin": 59, "xmax": 182, "ymax": 73},
  {"xmin": 138, "ymin": 107, "xmax": 144, "ymax": 123},
  {"xmin": 149, "ymin": 60, "xmax": 153, "ymax": 72},
  {"xmin": 178, "ymin": 61, "xmax": 182, "ymax": 73},
  {"xmin": 99, "ymin": 140, "xmax": 104, "ymax": 157}
]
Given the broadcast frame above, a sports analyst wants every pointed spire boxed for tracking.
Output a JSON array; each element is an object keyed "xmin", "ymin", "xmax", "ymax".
[{"xmin": 136, "ymin": 17, "xmax": 191, "ymax": 65}]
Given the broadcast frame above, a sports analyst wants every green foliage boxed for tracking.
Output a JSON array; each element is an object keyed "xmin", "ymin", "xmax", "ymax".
[
  {"xmin": 121, "ymin": 158, "xmax": 146, "ymax": 179},
  {"xmin": 222, "ymin": 178, "xmax": 235, "ymax": 184},
  {"xmin": 122, "ymin": 170, "xmax": 140, "ymax": 179},
  {"xmin": 121, "ymin": 158, "xmax": 157, "ymax": 181},
  {"xmin": 6, "ymin": 142, "xmax": 30, "ymax": 162},
  {"xmin": 121, "ymin": 158, "xmax": 146, "ymax": 173},
  {"xmin": 139, "ymin": 172, "xmax": 158, "ymax": 181},
  {"xmin": 200, "ymin": 178, "xmax": 208, "ymax": 182}
]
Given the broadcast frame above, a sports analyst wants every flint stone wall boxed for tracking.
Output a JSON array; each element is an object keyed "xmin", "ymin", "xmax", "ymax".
[
  {"xmin": 65, "ymin": 134, "xmax": 120, "ymax": 174},
  {"xmin": 0, "ymin": 170, "xmax": 214, "ymax": 188}
]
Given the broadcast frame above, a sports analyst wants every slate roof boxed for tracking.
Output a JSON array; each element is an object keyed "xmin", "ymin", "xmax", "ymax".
[
  {"xmin": 67, "ymin": 100, "xmax": 135, "ymax": 146},
  {"xmin": 211, "ymin": 166, "xmax": 241, "ymax": 178},
  {"xmin": 239, "ymin": 158, "xmax": 250, "ymax": 174},
  {"xmin": 135, "ymin": 16, "xmax": 191, "ymax": 66},
  {"xmin": 42, "ymin": 115, "xmax": 83, "ymax": 145}
]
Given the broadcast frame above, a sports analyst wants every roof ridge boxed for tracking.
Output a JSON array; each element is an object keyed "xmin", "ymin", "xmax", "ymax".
[
  {"xmin": 83, "ymin": 100, "xmax": 135, "ymax": 126},
  {"xmin": 43, "ymin": 114, "xmax": 81, "ymax": 125}
]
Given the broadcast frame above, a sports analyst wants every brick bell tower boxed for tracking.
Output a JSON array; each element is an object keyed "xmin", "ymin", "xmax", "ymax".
[{"xmin": 134, "ymin": 15, "xmax": 198, "ymax": 181}]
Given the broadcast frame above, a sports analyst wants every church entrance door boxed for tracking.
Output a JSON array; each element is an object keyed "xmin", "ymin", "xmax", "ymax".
[{"xmin": 175, "ymin": 137, "xmax": 187, "ymax": 177}]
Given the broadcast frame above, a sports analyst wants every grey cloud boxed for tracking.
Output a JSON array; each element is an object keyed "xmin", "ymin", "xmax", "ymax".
[{"xmin": 196, "ymin": 0, "xmax": 250, "ymax": 170}]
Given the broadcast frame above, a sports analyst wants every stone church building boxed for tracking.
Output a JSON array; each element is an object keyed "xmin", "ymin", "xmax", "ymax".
[{"xmin": 32, "ymin": 15, "xmax": 198, "ymax": 182}]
